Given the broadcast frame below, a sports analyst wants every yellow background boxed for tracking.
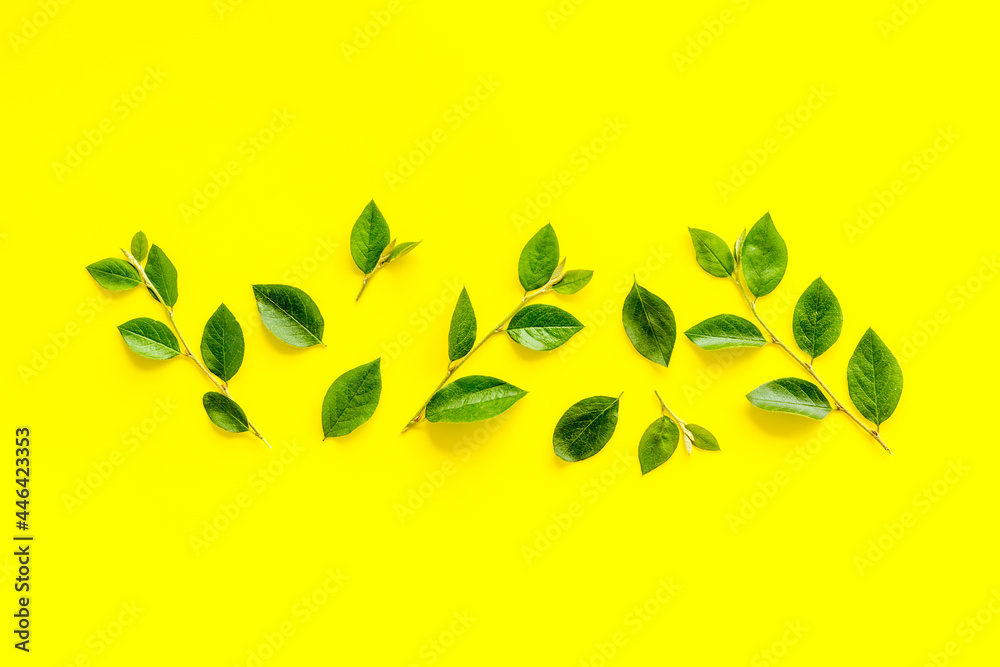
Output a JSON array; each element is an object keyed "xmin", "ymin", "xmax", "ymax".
[{"xmin": 3, "ymin": 0, "xmax": 999, "ymax": 664}]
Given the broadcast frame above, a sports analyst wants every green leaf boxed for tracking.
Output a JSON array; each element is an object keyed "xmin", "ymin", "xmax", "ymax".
[
  {"xmin": 734, "ymin": 228, "xmax": 747, "ymax": 263},
  {"xmin": 86, "ymin": 258, "xmax": 141, "ymax": 291},
  {"xmin": 684, "ymin": 314, "xmax": 767, "ymax": 350},
  {"xmin": 741, "ymin": 212, "xmax": 787, "ymax": 298},
  {"xmin": 117, "ymin": 317, "xmax": 181, "ymax": 360},
  {"xmin": 506, "ymin": 304, "xmax": 583, "ymax": 351},
  {"xmin": 200, "ymin": 304, "xmax": 245, "ymax": 382},
  {"xmin": 847, "ymin": 328, "xmax": 903, "ymax": 427},
  {"xmin": 685, "ymin": 424, "xmax": 720, "ymax": 451},
  {"xmin": 425, "ymin": 375, "xmax": 527, "ymax": 423},
  {"xmin": 145, "ymin": 244, "xmax": 179, "ymax": 307},
  {"xmin": 252, "ymin": 284, "xmax": 325, "ymax": 347},
  {"xmin": 638, "ymin": 416, "xmax": 679, "ymax": 474},
  {"xmin": 552, "ymin": 394, "xmax": 621, "ymax": 462},
  {"xmin": 130, "ymin": 231, "xmax": 148, "ymax": 262},
  {"xmin": 792, "ymin": 277, "xmax": 843, "ymax": 360},
  {"xmin": 553, "ymin": 269, "xmax": 594, "ymax": 295},
  {"xmin": 518, "ymin": 223, "xmax": 560, "ymax": 291},
  {"xmin": 388, "ymin": 240, "xmax": 420, "ymax": 262},
  {"xmin": 351, "ymin": 200, "xmax": 391, "ymax": 273},
  {"xmin": 448, "ymin": 287, "xmax": 477, "ymax": 362},
  {"xmin": 689, "ymin": 228, "xmax": 735, "ymax": 278},
  {"xmin": 202, "ymin": 392, "xmax": 249, "ymax": 433},
  {"xmin": 321, "ymin": 358, "xmax": 382, "ymax": 437},
  {"xmin": 622, "ymin": 279, "xmax": 676, "ymax": 367},
  {"xmin": 746, "ymin": 378, "xmax": 831, "ymax": 419}
]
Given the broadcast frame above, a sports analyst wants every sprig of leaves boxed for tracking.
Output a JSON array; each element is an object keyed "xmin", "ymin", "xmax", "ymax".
[
  {"xmin": 639, "ymin": 391, "xmax": 720, "ymax": 474},
  {"xmin": 401, "ymin": 223, "xmax": 593, "ymax": 432},
  {"xmin": 351, "ymin": 200, "xmax": 420, "ymax": 300},
  {"xmin": 686, "ymin": 214, "xmax": 902, "ymax": 453}
]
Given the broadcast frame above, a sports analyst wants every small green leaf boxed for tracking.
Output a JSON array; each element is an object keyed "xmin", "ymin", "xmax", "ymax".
[
  {"xmin": 684, "ymin": 314, "xmax": 767, "ymax": 350},
  {"xmin": 746, "ymin": 378, "xmax": 831, "ymax": 419},
  {"xmin": 252, "ymin": 284, "xmax": 325, "ymax": 347},
  {"xmin": 322, "ymin": 358, "xmax": 382, "ymax": 437},
  {"xmin": 689, "ymin": 228, "xmax": 735, "ymax": 278},
  {"xmin": 553, "ymin": 269, "xmax": 594, "ymax": 295},
  {"xmin": 426, "ymin": 375, "xmax": 527, "ymax": 423},
  {"xmin": 553, "ymin": 394, "xmax": 621, "ymax": 462},
  {"xmin": 448, "ymin": 287, "xmax": 477, "ymax": 362},
  {"xmin": 130, "ymin": 231, "xmax": 148, "ymax": 262},
  {"xmin": 622, "ymin": 279, "xmax": 676, "ymax": 367},
  {"xmin": 638, "ymin": 416, "xmax": 679, "ymax": 474},
  {"xmin": 506, "ymin": 304, "xmax": 583, "ymax": 351},
  {"xmin": 388, "ymin": 240, "xmax": 420, "ymax": 262},
  {"xmin": 847, "ymin": 328, "xmax": 903, "ymax": 427},
  {"xmin": 685, "ymin": 424, "xmax": 720, "ymax": 451},
  {"xmin": 518, "ymin": 223, "xmax": 560, "ymax": 291},
  {"xmin": 117, "ymin": 317, "xmax": 181, "ymax": 360},
  {"xmin": 792, "ymin": 277, "xmax": 843, "ymax": 360},
  {"xmin": 86, "ymin": 258, "xmax": 141, "ymax": 291},
  {"xmin": 351, "ymin": 200, "xmax": 391, "ymax": 274},
  {"xmin": 145, "ymin": 244, "xmax": 179, "ymax": 307},
  {"xmin": 202, "ymin": 392, "xmax": 249, "ymax": 433},
  {"xmin": 734, "ymin": 228, "xmax": 747, "ymax": 263},
  {"xmin": 741, "ymin": 212, "xmax": 787, "ymax": 298},
  {"xmin": 200, "ymin": 304, "xmax": 245, "ymax": 382}
]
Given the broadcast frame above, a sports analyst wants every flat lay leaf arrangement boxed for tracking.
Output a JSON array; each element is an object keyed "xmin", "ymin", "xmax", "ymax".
[
  {"xmin": 686, "ymin": 213, "xmax": 903, "ymax": 453},
  {"xmin": 351, "ymin": 200, "xmax": 420, "ymax": 300}
]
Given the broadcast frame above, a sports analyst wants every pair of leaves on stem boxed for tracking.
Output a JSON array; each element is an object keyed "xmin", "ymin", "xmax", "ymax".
[
  {"xmin": 86, "ymin": 233, "xmax": 178, "ymax": 308},
  {"xmin": 351, "ymin": 200, "xmax": 420, "ymax": 299},
  {"xmin": 638, "ymin": 413, "xmax": 720, "ymax": 475}
]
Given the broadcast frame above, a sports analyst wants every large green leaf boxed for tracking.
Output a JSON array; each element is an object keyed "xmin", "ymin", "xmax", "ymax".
[
  {"xmin": 518, "ymin": 223, "xmax": 559, "ymax": 291},
  {"xmin": 506, "ymin": 304, "xmax": 583, "ymax": 351},
  {"xmin": 622, "ymin": 280, "xmax": 676, "ymax": 367},
  {"xmin": 321, "ymin": 358, "xmax": 382, "ymax": 437},
  {"xmin": 200, "ymin": 303, "xmax": 245, "ymax": 382},
  {"xmin": 689, "ymin": 228, "xmax": 735, "ymax": 278},
  {"xmin": 202, "ymin": 392, "xmax": 249, "ymax": 433},
  {"xmin": 847, "ymin": 328, "xmax": 903, "ymax": 427},
  {"xmin": 684, "ymin": 314, "xmax": 766, "ymax": 350},
  {"xmin": 117, "ymin": 317, "xmax": 181, "ymax": 360},
  {"xmin": 448, "ymin": 287, "xmax": 477, "ymax": 362},
  {"xmin": 252, "ymin": 284, "xmax": 325, "ymax": 347},
  {"xmin": 740, "ymin": 213, "xmax": 787, "ymax": 298},
  {"xmin": 638, "ymin": 415, "xmax": 679, "ymax": 474},
  {"xmin": 553, "ymin": 394, "xmax": 621, "ymax": 462},
  {"xmin": 746, "ymin": 377, "xmax": 831, "ymax": 419},
  {"xmin": 792, "ymin": 277, "xmax": 843, "ymax": 360},
  {"xmin": 553, "ymin": 269, "xmax": 593, "ymax": 295},
  {"xmin": 426, "ymin": 375, "xmax": 527, "ymax": 423},
  {"xmin": 351, "ymin": 200, "xmax": 391, "ymax": 273},
  {"xmin": 130, "ymin": 231, "xmax": 148, "ymax": 262},
  {"xmin": 86, "ymin": 258, "xmax": 141, "ymax": 291},
  {"xmin": 145, "ymin": 244, "xmax": 179, "ymax": 307}
]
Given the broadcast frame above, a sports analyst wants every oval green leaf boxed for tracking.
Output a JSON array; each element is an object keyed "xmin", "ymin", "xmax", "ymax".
[
  {"xmin": 145, "ymin": 244, "xmax": 178, "ymax": 307},
  {"xmin": 847, "ymin": 328, "xmax": 903, "ymax": 427},
  {"xmin": 553, "ymin": 394, "xmax": 621, "ymax": 462},
  {"xmin": 638, "ymin": 415, "xmax": 679, "ymax": 474},
  {"xmin": 733, "ymin": 228, "xmax": 747, "ymax": 263},
  {"xmin": 200, "ymin": 303, "xmax": 245, "ymax": 382},
  {"xmin": 388, "ymin": 240, "xmax": 420, "ymax": 262},
  {"xmin": 322, "ymin": 358, "xmax": 382, "ymax": 438},
  {"xmin": 684, "ymin": 314, "xmax": 766, "ymax": 350},
  {"xmin": 746, "ymin": 377, "xmax": 831, "ymax": 419},
  {"xmin": 689, "ymin": 228, "xmax": 735, "ymax": 278},
  {"xmin": 686, "ymin": 424, "xmax": 720, "ymax": 451},
  {"xmin": 202, "ymin": 392, "xmax": 249, "ymax": 433},
  {"xmin": 131, "ymin": 231, "xmax": 148, "ymax": 262},
  {"xmin": 351, "ymin": 200, "xmax": 391, "ymax": 274},
  {"xmin": 252, "ymin": 284, "xmax": 325, "ymax": 347},
  {"xmin": 86, "ymin": 258, "xmax": 141, "ymax": 291},
  {"xmin": 622, "ymin": 279, "xmax": 676, "ymax": 367},
  {"xmin": 506, "ymin": 304, "xmax": 583, "ymax": 351},
  {"xmin": 117, "ymin": 317, "xmax": 181, "ymax": 360},
  {"xmin": 741, "ymin": 212, "xmax": 787, "ymax": 298},
  {"xmin": 425, "ymin": 375, "xmax": 527, "ymax": 423},
  {"xmin": 553, "ymin": 269, "xmax": 594, "ymax": 295},
  {"xmin": 518, "ymin": 223, "xmax": 560, "ymax": 291},
  {"xmin": 792, "ymin": 277, "xmax": 843, "ymax": 360},
  {"xmin": 448, "ymin": 287, "xmax": 477, "ymax": 362}
]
